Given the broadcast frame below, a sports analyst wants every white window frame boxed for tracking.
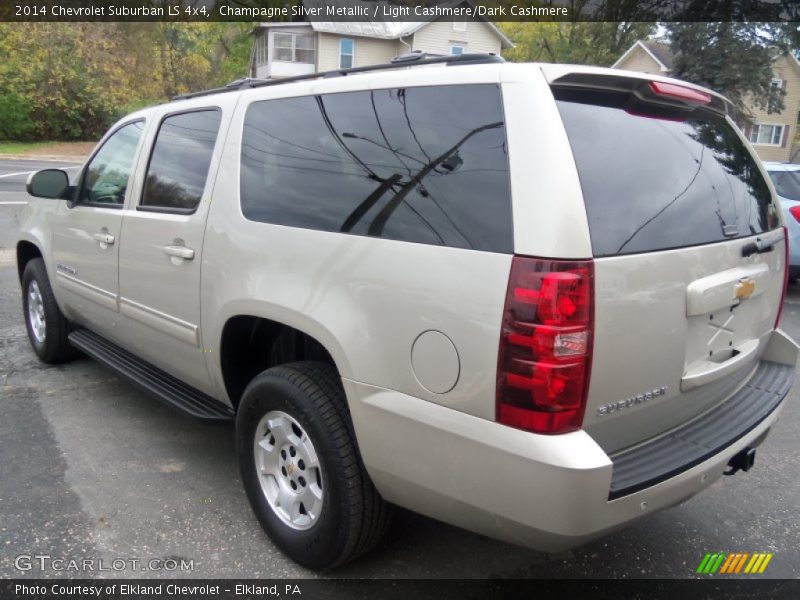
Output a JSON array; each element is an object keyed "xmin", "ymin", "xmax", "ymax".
[
  {"xmin": 272, "ymin": 32, "xmax": 315, "ymax": 64},
  {"xmin": 453, "ymin": 21, "xmax": 467, "ymax": 32},
  {"xmin": 339, "ymin": 37, "xmax": 355, "ymax": 69},
  {"xmin": 450, "ymin": 43, "xmax": 466, "ymax": 56},
  {"xmin": 749, "ymin": 123, "xmax": 785, "ymax": 147},
  {"xmin": 771, "ymin": 78, "xmax": 785, "ymax": 89}
]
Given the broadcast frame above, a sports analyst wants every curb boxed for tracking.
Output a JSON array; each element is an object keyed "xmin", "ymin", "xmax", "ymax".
[{"xmin": 0, "ymin": 154, "xmax": 87, "ymax": 163}]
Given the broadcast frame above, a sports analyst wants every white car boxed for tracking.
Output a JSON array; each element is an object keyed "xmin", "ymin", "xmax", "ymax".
[
  {"xmin": 17, "ymin": 54, "xmax": 798, "ymax": 569},
  {"xmin": 764, "ymin": 162, "xmax": 800, "ymax": 279}
]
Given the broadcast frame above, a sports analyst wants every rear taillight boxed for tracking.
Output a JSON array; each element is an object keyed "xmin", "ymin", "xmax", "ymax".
[
  {"xmin": 649, "ymin": 81, "xmax": 711, "ymax": 105},
  {"xmin": 496, "ymin": 256, "xmax": 594, "ymax": 434},
  {"xmin": 789, "ymin": 206, "xmax": 800, "ymax": 224},
  {"xmin": 775, "ymin": 226, "xmax": 789, "ymax": 329}
]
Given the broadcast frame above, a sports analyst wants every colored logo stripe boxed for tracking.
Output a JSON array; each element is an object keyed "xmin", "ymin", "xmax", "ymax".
[
  {"xmin": 697, "ymin": 552, "xmax": 773, "ymax": 574},
  {"xmin": 720, "ymin": 553, "xmax": 749, "ymax": 573},
  {"xmin": 697, "ymin": 553, "xmax": 726, "ymax": 574},
  {"xmin": 744, "ymin": 553, "xmax": 774, "ymax": 574},
  {"xmin": 719, "ymin": 553, "xmax": 738, "ymax": 573},
  {"xmin": 696, "ymin": 553, "xmax": 713, "ymax": 573}
]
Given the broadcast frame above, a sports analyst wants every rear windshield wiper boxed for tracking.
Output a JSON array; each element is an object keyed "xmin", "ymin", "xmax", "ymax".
[{"xmin": 741, "ymin": 230, "xmax": 784, "ymax": 257}]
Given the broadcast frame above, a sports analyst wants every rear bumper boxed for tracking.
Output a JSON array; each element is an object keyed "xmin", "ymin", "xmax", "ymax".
[
  {"xmin": 608, "ymin": 360, "xmax": 792, "ymax": 499},
  {"xmin": 344, "ymin": 330, "xmax": 797, "ymax": 552}
]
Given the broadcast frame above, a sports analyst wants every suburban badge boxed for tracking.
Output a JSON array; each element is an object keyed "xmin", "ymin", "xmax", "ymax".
[
  {"xmin": 597, "ymin": 386, "xmax": 668, "ymax": 417},
  {"xmin": 56, "ymin": 263, "xmax": 77, "ymax": 276}
]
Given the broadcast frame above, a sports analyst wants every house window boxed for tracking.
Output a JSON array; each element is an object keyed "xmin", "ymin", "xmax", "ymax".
[
  {"xmin": 450, "ymin": 44, "xmax": 466, "ymax": 56},
  {"xmin": 749, "ymin": 123, "xmax": 785, "ymax": 146},
  {"xmin": 453, "ymin": 22, "xmax": 467, "ymax": 32},
  {"xmin": 273, "ymin": 32, "xmax": 315, "ymax": 64},
  {"xmin": 255, "ymin": 32, "xmax": 268, "ymax": 66},
  {"xmin": 771, "ymin": 78, "xmax": 785, "ymax": 89},
  {"xmin": 339, "ymin": 38, "xmax": 354, "ymax": 69}
]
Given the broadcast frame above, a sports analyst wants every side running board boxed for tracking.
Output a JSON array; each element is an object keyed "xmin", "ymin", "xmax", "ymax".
[{"xmin": 68, "ymin": 329, "xmax": 234, "ymax": 423}]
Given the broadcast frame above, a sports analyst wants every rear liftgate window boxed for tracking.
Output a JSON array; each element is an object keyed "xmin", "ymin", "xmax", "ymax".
[
  {"xmin": 240, "ymin": 85, "xmax": 513, "ymax": 253},
  {"xmin": 554, "ymin": 88, "xmax": 777, "ymax": 257}
]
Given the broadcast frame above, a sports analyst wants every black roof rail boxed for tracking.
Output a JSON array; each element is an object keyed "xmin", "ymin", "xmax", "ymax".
[
  {"xmin": 390, "ymin": 50, "xmax": 444, "ymax": 63},
  {"xmin": 173, "ymin": 52, "xmax": 504, "ymax": 101}
]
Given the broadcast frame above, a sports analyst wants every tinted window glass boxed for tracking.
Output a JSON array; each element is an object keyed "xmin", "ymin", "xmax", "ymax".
[
  {"xmin": 339, "ymin": 38, "xmax": 354, "ymax": 69},
  {"xmin": 78, "ymin": 121, "xmax": 144, "ymax": 206},
  {"xmin": 141, "ymin": 110, "xmax": 221, "ymax": 212},
  {"xmin": 241, "ymin": 85, "xmax": 512, "ymax": 252},
  {"xmin": 555, "ymin": 89, "xmax": 776, "ymax": 257},
  {"xmin": 769, "ymin": 170, "xmax": 800, "ymax": 201}
]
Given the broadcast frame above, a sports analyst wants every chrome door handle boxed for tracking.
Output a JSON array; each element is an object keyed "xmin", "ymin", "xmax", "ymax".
[
  {"xmin": 92, "ymin": 233, "xmax": 115, "ymax": 245},
  {"xmin": 163, "ymin": 245, "xmax": 195, "ymax": 260}
]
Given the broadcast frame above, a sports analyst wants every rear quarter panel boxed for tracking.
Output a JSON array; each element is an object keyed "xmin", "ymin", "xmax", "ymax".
[{"xmin": 200, "ymin": 66, "xmax": 523, "ymax": 419}]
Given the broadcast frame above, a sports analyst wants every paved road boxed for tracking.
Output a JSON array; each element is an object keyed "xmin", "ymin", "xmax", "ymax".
[
  {"xmin": 0, "ymin": 159, "xmax": 81, "ymax": 256},
  {"xmin": 1, "ymin": 157, "xmax": 799, "ymax": 580},
  {"xmin": 0, "ymin": 160, "xmax": 81, "ymax": 245},
  {"xmin": 0, "ymin": 159, "xmax": 81, "ymax": 193}
]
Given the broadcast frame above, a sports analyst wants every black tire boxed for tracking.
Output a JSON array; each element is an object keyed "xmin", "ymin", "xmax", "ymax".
[
  {"xmin": 21, "ymin": 258, "xmax": 77, "ymax": 363},
  {"xmin": 236, "ymin": 361, "xmax": 391, "ymax": 570}
]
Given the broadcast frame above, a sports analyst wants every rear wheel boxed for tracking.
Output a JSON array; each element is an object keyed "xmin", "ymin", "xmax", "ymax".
[
  {"xmin": 21, "ymin": 258, "xmax": 77, "ymax": 363},
  {"xmin": 236, "ymin": 361, "xmax": 391, "ymax": 570}
]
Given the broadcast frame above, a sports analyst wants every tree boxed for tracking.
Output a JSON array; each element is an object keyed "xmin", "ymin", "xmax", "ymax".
[
  {"xmin": 0, "ymin": 23, "xmax": 143, "ymax": 139},
  {"xmin": 666, "ymin": 23, "xmax": 785, "ymax": 123},
  {"xmin": 771, "ymin": 22, "xmax": 800, "ymax": 54},
  {"xmin": 501, "ymin": 22, "xmax": 656, "ymax": 66},
  {"xmin": 0, "ymin": 23, "xmax": 253, "ymax": 140}
]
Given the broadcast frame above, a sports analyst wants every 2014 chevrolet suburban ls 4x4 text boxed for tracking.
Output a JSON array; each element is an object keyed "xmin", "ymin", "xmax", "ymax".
[{"xmin": 16, "ymin": 54, "xmax": 799, "ymax": 569}]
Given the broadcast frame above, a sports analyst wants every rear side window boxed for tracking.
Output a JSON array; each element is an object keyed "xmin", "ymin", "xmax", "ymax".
[
  {"xmin": 140, "ymin": 109, "xmax": 221, "ymax": 212},
  {"xmin": 768, "ymin": 170, "xmax": 800, "ymax": 201},
  {"xmin": 555, "ymin": 88, "xmax": 776, "ymax": 257},
  {"xmin": 240, "ymin": 85, "xmax": 512, "ymax": 252}
]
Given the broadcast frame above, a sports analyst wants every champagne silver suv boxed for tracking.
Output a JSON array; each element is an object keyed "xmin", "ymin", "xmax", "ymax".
[{"xmin": 16, "ymin": 54, "xmax": 798, "ymax": 569}]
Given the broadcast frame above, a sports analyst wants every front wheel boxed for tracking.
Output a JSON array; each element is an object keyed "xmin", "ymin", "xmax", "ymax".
[
  {"xmin": 236, "ymin": 362, "xmax": 391, "ymax": 570},
  {"xmin": 21, "ymin": 258, "xmax": 77, "ymax": 363}
]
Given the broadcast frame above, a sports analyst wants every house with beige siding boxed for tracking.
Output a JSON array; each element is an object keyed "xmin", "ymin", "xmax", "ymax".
[
  {"xmin": 613, "ymin": 39, "xmax": 800, "ymax": 163},
  {"xmin": 250, "ymin": 9, "xmax": 513, "ymax": 80}
]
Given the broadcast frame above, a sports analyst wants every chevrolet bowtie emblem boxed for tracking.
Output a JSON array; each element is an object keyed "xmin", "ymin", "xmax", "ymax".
[{"xmin": 735, "ymin": 278, "xmax": 756, "ymax": 300}]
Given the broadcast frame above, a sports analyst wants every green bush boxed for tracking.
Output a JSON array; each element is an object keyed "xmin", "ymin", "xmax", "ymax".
[
  {"xmin": 0, "ymin": 93, "xmax": 34, "ymax": 140},
  {"xmin": 0, "ymin": 23, "xmax": 253, "ymax": 142}
]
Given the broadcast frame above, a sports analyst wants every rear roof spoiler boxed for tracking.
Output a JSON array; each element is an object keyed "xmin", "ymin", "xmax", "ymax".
[{"xmin": 546, "ymin": 70, "xmax": 732, "ymax": 116}]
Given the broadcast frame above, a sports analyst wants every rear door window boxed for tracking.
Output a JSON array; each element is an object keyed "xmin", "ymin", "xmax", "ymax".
[
  {"xmin": 554, "ymin": 88, "xmax": 777, "ymax": 257},
  {"xmin": 140, "ymin": 109, "xmax": 221, "ymax": 213},
  {"xmin": 240, "ymin": 85, "xmax": 513, "ymax": 253}
]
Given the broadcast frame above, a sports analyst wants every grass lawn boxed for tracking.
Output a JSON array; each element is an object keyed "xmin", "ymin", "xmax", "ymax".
[{"xmin": 0, "ymin": 141, "xmax": 95, "ymax": 157}]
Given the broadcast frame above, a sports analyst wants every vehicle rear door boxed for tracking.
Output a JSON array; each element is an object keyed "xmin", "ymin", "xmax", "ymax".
[
  {"xmin": 548, "ymin": 73, "xmax": 785, "ymax": 453},
  {"xmin": 116, "ymin": 107, "xmax": 226, "ymax": 394}
]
